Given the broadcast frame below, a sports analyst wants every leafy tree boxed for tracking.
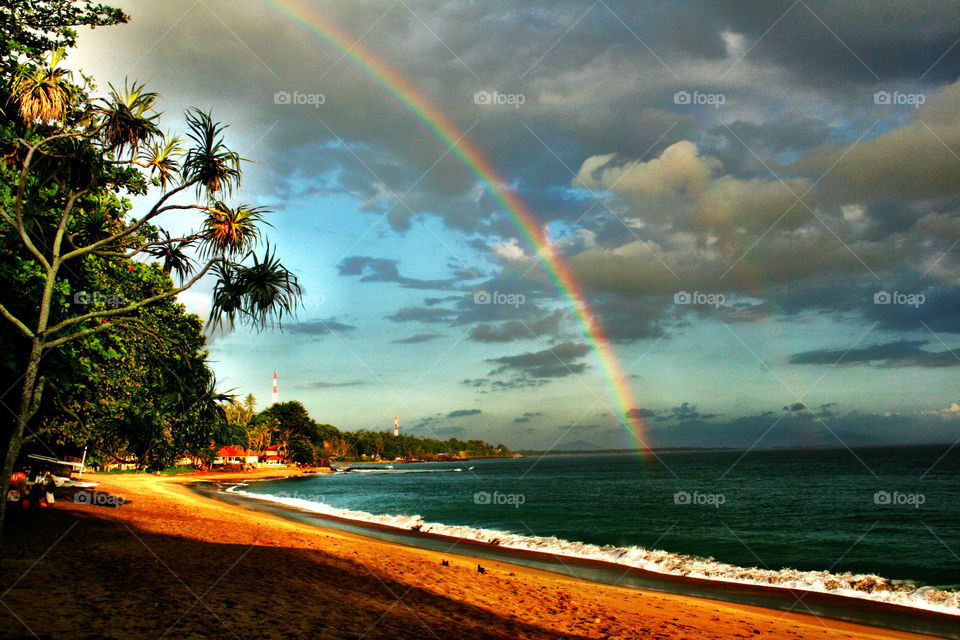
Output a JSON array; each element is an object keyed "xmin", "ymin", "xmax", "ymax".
[
  {"xmin": 0, "ymin": 1, "xmax": 128, "ymax": 79},
  {"xmin": 254, "ymin": 402, "xmax": 324, "ymax": 464},
  {"xmin": 0, "ymin": 4, "xmax": 302, "ymax": 537}
]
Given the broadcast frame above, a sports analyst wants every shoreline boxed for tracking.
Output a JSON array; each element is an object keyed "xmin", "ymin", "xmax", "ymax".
[
  {"xmin": 214, "ymin": 478, "xmax": 960, "ymax": 639},
  {"xmin": 3, "ymin": 469, "xmax": 950, "ymax": 640}
]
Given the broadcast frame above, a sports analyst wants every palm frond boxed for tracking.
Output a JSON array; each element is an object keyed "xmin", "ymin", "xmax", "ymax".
[
  {"xmin": 96, "ymin": 78, "xmax": 161, "ymax": 155},
  {"xmin": 11, "ymin": 48, "xmax": 74, "ymax": 124},
  {"xmin": 144, "ymin": 230, "xmax": 196, "ymax": 282},
  {"xmin": 138, "ymin": 132, "xmax": 183, "ymax": 189},
  {"xmin": 207, "ymin": 245, "xmax": 302, "ymax": 331},
  {"xmin": 200, "ymin": 201, "xmax": 270, "ymax": 257},
  {"xmin": 182, "ymin": 109, "xmax": 241, "ymax": 198}
]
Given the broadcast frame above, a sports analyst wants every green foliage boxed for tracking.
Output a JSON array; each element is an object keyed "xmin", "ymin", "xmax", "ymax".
[
  {"xmin": 248, "ymin": 402, "xmax": 510, "ymax": 465},
  {"xmin": 0, "ymin": 1, "xmax": 128, "ymax": 79},
  {"xmin": 0, "ymin": 1, "xmax": 302, "ymax": 488}
]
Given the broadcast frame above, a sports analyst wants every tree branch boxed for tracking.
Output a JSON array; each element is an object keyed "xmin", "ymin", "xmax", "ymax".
[
  {"xmin": 0, "ymin": 301, "xmax": 34, "ymax": 338},
  {"xmin": 94, "ymin": 234, "xmax": 200, "ymax": 259},
  {"xmin": 60, "ymin": 181, "xmax": 196, "ymax": 261},
  {"xmin": 42, "ymin": 318, "xmax": 121, "ymax": 349},
  {"xmin": 43, "ymin": 259, "xmax": 216, "ymax": 341}
]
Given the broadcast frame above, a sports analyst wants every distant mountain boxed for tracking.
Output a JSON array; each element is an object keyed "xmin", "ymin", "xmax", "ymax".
[{"xmin": 554, "ymin": 439, "xmax": 604, "ymax": 452}]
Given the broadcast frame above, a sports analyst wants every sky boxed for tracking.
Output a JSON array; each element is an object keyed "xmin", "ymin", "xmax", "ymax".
[{"xmin": 68, "ymin": 0, "xmax": 960, "ymax": 450}]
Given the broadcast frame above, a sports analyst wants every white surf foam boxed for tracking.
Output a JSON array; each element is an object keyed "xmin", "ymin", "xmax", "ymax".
[{"xmin": 225, "ymin": 487, "xmax": 960, "ymax": 615}]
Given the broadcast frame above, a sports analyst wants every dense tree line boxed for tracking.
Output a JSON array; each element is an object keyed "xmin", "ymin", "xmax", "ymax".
[{"xmin": 240, "ymin": 402, "xmax": 510, "ymax": 465}]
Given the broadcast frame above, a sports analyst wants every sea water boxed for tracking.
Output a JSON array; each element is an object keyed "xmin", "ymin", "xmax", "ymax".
[{"xmin": 233, "ymin": 445, "xmax": 960, "ymax": 613}]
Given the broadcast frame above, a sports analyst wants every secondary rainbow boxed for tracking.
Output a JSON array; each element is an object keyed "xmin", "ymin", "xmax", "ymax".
[{"xmin": 266, "ymin": 0, "xmax": 649, "ymax": 451}]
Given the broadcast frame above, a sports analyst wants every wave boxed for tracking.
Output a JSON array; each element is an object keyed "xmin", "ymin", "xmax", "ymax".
[{"xmin": 225, "ymin": 486, "xmax": 960, "ymax": 615}]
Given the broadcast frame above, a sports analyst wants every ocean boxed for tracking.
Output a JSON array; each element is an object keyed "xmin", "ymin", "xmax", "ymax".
[{"xmin": 229, "ymin": 444, "xmax": 960, "ymax": 614}]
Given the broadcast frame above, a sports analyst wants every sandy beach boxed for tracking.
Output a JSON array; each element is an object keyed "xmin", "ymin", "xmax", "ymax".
[{"xmin": 0, "ymin": 470, "xmax": 949, "ymax": 640}]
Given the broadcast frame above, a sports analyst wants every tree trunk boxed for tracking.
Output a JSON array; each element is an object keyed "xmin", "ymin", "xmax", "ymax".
[{"xmin": 0, "ymin": 338, "xmax": 44, "ymax": 568}]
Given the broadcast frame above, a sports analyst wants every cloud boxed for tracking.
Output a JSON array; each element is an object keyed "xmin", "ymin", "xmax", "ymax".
[
  {"xmin": 487, "ymin": 342, "xmax": 590, "ymax": 379},
  {"xmin": 447, "ymin": 409, "xmax": 482, "ymax": 418},
  {"xmin": 922, "ymin": 402, "xmax": 960, "ymax": 420},
  {"xmin": 337, "ymin": 256, "xmax": 469, "ymax": 290},
  {"xmin": 789, "ymin": 340, "xmax": 960, "ymax": 368},
  {"xmin": 575, "ymin": 140, "xmax": 813, "ymax": 234},
  {"xmin": 793, "ymin": 80, "xmax": 960, "ymax": 204},
  {"xmin": 469, "ymin": 310, "xmax": 565, "ymax": 343},
  {"xmin": 390, "ymin": 333, "xmax": 446, "ymax": 344},
  {"xmin": 386, "ymin": 306, "xmax": 459, "ymax": 323},
  {"xmin": 299, "ymin": 380, "xmax": 364, "ymax": 389},
  {"xmin": 647, "ymin": 405, "xmax": 960, "ymax": 449},
  {"xmin": 287, "ymin": 318, "xmax": 357, "ymax": 335}
]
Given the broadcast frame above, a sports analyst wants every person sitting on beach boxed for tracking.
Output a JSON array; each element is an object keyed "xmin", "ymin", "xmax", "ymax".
[
  {"xmin": 41, "ymin": 472, "xmax": 56, "ymax": 506},
  {"xmin": 28, "ymin": 474, "xmax": 45, "ymax": 508}
]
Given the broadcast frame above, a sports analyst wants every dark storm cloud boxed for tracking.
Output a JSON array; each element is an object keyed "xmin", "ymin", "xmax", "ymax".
[
  {"xmin": 865, "ymin": 285, "xmax": 960, "ymax": 334},
  {"xmin": 789, "ymin": 340, "xmax": 960, "ymax": 368},
  {"xmin": 715, "ymin": 0, "xmax": 960, "ymax": 83},
  {"xmin": 590, "ymin": 296, "xmax": 670, "ymax": 343}
]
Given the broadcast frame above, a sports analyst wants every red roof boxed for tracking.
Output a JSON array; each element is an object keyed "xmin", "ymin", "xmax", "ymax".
[{"xmin": 216, "ymin": 445, "xmax": 261, "ymax": 458}]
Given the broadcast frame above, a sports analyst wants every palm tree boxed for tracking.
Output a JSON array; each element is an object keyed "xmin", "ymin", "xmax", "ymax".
[
  {"xmin": 208, "ymin": 245, "xmax": 301, "ymax": 330},
  {"xmin": 139, "ymin": 132, "xmax": 182, "ymax": 189},
  {"xmin": 11, "ymin": 48, "xmax": 73, "ymax": 124},
  {"xmin": 201, "ymin": 201, "xmax": 269, "ymax": 257},
  {"xmin": 144, "ymin": 230, "xmax": 195, "ymax": 281},
  {"xmin": 96, "ymin": 79, "xmax": 161, "ymax": 154},
  {"xmin": 191, "ymin": 377, "xmax": 234, "ymax": 426},
  {"xmin": 182, "ymin": 109, "xmax": 240, "ymax": 198}
]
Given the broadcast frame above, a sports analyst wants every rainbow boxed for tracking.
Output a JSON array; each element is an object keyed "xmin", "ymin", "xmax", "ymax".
[{"xmin": 266, "ymin": 0, "xmax": 649, "ymax": 451}]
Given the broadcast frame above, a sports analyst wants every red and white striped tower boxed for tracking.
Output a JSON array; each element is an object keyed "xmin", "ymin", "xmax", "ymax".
[
  {"xmin": 271, "ymin": 370, "xmax": 278, "ymax": 405},
  {"xmin": 394, "ymin": 415, "xmax": 399, "ymax": 437}
]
